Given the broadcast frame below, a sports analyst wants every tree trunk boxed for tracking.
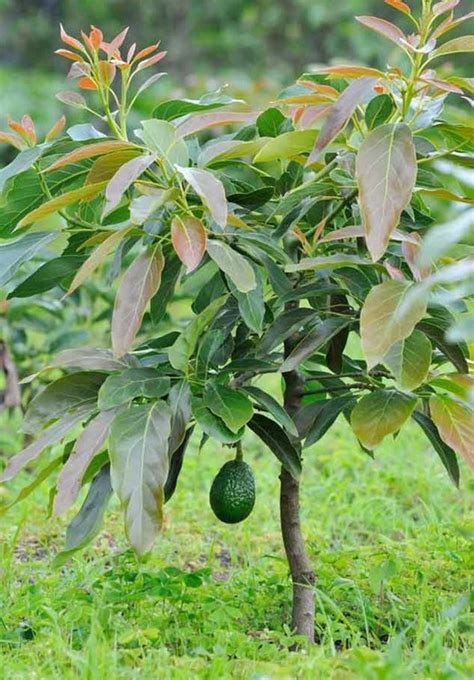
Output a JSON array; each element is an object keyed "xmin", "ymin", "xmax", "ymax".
[{"xmin": 280, "ymin": 332, "xmax": 315, "ymax": 644}]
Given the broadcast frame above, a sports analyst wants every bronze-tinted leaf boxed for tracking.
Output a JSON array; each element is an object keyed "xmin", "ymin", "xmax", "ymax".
[
  {"xmin": 360, "ymin": 280, "xmax": 428, "ymax": 369},
  {"xmin": 112, "ymin": 245, "xmax": 164, "ymax": 357},
  {"xmin": 44, "ymin": 140, "xmax": 138, "ymax": 172},
  {"xmin": 171, "ymin": 216, "xmax": 207, "ymax": 273},
  {"xmin": 430, "ymin": 35, "xmax": 474, "ymax": 59},
  {"xmin": 175, "ymin": 111, "xmax": 258, "ymax": 138},
  {"xmin": 54, "ymin": 409, "xmax": 116, "ymax": 515},
  {"xmin": 356, "ymin": 123, "xmax": 416, "ymax": 261},
  {"xmin": 355, "ymin": 15, "xmax": 406, "ymax": 48},
  {"xmin": 102, "ymin": 153, "xmax": 157, "ymax": 217},
  {"xmin": 307, "ymin": 77, "xmax": 377, "ymax": 164},
  {"xmin": 86, "ymin": 149, "xmax": 142, "ymax": 184},
  {"xmin": 430, "ymin": 395, "xmax": 473, "ymax": 470}
]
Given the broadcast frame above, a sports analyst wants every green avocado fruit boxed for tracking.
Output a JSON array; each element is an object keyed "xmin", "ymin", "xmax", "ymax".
[{"xmin": 209, "ymin": 459, "xmax": 256, "ymax": 524}]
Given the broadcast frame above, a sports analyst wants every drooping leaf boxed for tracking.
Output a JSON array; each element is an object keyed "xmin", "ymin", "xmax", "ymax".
[
  {"xmin": 175, "ymin": 166, "xmax": 227, "ymax": 228},
  {"xmin": 430, "ymin": 395, "xmax": 474, "ymax": 470},
  {"xmin": 0, "ymin": 406, "xmax": 94, "ymax": 482},
  {"xmin": 296, "ymin": 396, "xmax": 356, "ymax": 447},
  {"xmin": 102, "ymin": 153, "xmax": 157, "ymax": 217},
  {"xmin": 53, "ymin": 464, "xmax": 113, "ymax": 567},
  {"xmin": 360, "ymin": 280, "xmax": 428, "ymax": 370},
  {"xmin": 412, "ymin": 411, "xmax": 460, "ymax": 487},
  {"xmin": 112, "ymin": 245, "xmax": 164, "ymax": 358},
  {"xmin": 191, "ymin": 395, "xmax": 244, "ymax": 444},
  {"xmin": 206, "ymin": 240, "xmax": 256, "ymax": 293},
  {"xmin": 67, "ymin": 227, "xmax": 132, "ymax": 295},
  {"xmin": 248, "ymin": 414, "xmax": 301, "ymax": 479},
  {"xmin": 0, "ymin": 232, "xmax": 57, "ymax": 287},
  {"xmin": 167, "ymin": 381, "xmax": 192, "ymax": 456},
  {"xmin": 164, "ymin": 427, "xmax": 193, "ymax": 503},
  {"xmin": 281, "ymin": 318, "xmax": 351, "ymax": 373},
  {"xmin": 351, "ymin": 389, "xmax": 417, "ymax": 449},
  {"xmin": 17, "ymin": 182, "xmax": 108, "ymax": 229},
  {"xmin": 384, "ymin": 330, "xmax": 432, "ymax": 391},
  {"xmin": 98, "ymin": 369, "xmax": 170, "ymax": 410},
  {"xmin": 307, "ymin": 77, "xmax": 377, "ymax": 164},
  {"xmin": 171, "ymin": 216, "xmax": 207, "ymax": 273},
  {"xmin": 203, "ymin": 382, "xmax": 254, "ymax": 433},
  {"xmin": 109, "ymin": 401, "xmax": 172, "ymax": 556},
  {"xmin": 356, "ymin": 124, "xmax": 417, "ymax": 261},
  {"xmin": 53, "ymin": 410, "xmax": 115, "ymax": 515}
]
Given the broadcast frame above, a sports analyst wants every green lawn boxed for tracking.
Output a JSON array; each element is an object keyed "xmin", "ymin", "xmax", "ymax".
[{"xmin": 0, "ymin": 414, "xmax": 472, "ymax": 679}]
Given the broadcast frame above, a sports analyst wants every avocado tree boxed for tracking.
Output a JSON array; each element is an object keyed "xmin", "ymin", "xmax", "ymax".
[{"xmin": 0, "ymin": 1, "xmax": 473, "ymax": 643}]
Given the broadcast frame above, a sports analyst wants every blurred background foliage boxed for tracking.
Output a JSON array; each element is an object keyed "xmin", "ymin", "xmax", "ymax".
[{"xmin": 0, "ymin": 1, "xmax": 472, "ymax": 135}]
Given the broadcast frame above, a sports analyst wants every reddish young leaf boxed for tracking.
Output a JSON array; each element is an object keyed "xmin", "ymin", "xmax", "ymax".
[
  {"xmin": 296, "ymin": 81, "xmax": 339, "ymax": 97},
  {"xmin": 171, "ymin": 216, "xmax": 207, "ymax": 273},
  {"xmin": 7, "ymin": 119, "xmax": 29, "ymax": 141},
  {"xmin": 127, "ymin": 43, "xmax": 137, "ymax": 62},
  {"xmin": 56, "ymin": 90, "xmax": 87, "ymax": 109},
  {"xmin": 45, "ymin": 140, "xmax": 138, "ymax": 172},
  {"xmin": 97, "ymin": 60, "xmax": 116, "ymax": 87},
  {"xmin": 112, "ymin": 246, "xmax": 165, "ymax": 357},
  {"xmin": 136, "ymin": 51, "xmax": 167, "ymax": 72},
  {"xmin": 355, "ymin": 15, "xmax": 407, "ymax": 48},
  {"xmin": 60, "ymin": 23, "xmax": 84, "ymax": 52},
  {"xmin": 45, "ymin": 115, "xmax": 66, "ymax": 142},
  {"xmin": 0, "ymin": 131, "xmax": 25, "ymax": 150},
  {"xmin": 79, "ymin": 76, "xmax": 97, "ymax": 90},
  {"xmin": 307, "ymin": 76, "xmax": 377, "ymax": 164},
  {"xmin": 401, "ymin": 234, "xmax": 432, "ymax": 281},
  {"xmin": 384, "ymin": 0, "xmax": 411, "ymax": 15},
  {"xmin": 432, "ymin": 12, "xmax": 474, "ymax": 39},
  {"xmin": 133, "ymin": 42, "xmax": 161, "ymax": 63},
  {"xmin": 89, "ymin": 26, "xmax": 103, "ymax": 50},
  {"xmin": 21, "ymin": 115, "xmax": 36, "ymax": 145},
  {"xmin": 103, "ymin": 27, "xmax": 130, "ymax": 56},
  {"xmin": 55, "ymin": 48, "xmax": 84, "ymax": 62},
  {"xmin": 420, "ymin": 75, "xmax": 463, "ymax": 93},
  {"xmin": 81, "ymin": 30, "xmax": 94, "ymax": 52},
  {"xmin": 298, "ymin": 104, "xmax": 332, "ymax": 129}
]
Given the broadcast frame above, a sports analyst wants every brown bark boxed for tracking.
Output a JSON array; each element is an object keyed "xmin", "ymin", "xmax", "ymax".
[
  {"xmin": 0, "ymin": 340, "xmax": 21, "ymax": 410},
  {"xmin": 279, "ymin": 322, "xmax": 315, "ymax": 643}
]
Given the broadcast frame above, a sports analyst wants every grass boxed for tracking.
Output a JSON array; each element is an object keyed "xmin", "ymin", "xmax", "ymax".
[{"xmin": 0, "ymin": 413, "xmax": 472, "ymax": 679}]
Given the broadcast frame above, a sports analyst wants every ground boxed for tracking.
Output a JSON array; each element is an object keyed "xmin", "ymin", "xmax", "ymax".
[{"xmin": 0, "ymin": 412, "xmax": 472, "ymax": 679}]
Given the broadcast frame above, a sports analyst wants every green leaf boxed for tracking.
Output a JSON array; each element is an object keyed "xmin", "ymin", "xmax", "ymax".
[
  {"xmin": 259, "ymin": 308, "xmax": 317, "ymax": 354},
  {"xmin": 256, "ymin": 107, "xmax": 286, "ymax": 137},
  {"xmin": 226, "ymin": 264, "xmax": 265, "ymax": 334},
  {"xmin": 412, "ymin": 411, "xmax": 460, "ymax": 487},
  {"xmin": 365, "ymin": 94, "xmax": 395, "ymax": 129},
  {"xmin": 135, "ymin": 120, "xmax": 188, "ymax": 166},
  {"xmin": 351, "ymin": 389, "xmax": 417, "ymax": 449},
  {"xmin": 191, "ymin": 395, "xmax": 244, "ymax": 443},
  {"xmin": 109, "ymin": 401, "xmax": 172, "ymax": 556},
  {"xmin": 0, "ymin": 146, "xmax": 44, "ymax": 194},
  {"xmin": 384, "ymin": 330, "xmax": 432, "ymax": 391},
  {"xmin": 296, "ymin": 396, "xmax": 356, "ymax": 447},
  {"xmin": 23, "ymin": 371, "xmax": 105, "ymax": 435},
  {"xmin": 360, "ymin": 280, "xmax": 428, "ymax": 370},
  {"xmin": 53, "ymin": 409, "xmax": 116, "ymax": 515},
  {"xmin": 430, "ymin": 395, "xmax": 473, "ymax": 471},
  {"xmin": 248, "ymin": 414, "xmax": 301, "ymax": 479},
  {"xmin": 150, "ymin": 250, "xmax": 182, "ymax": 325},
  {"xmin": 98, "ymin": 369, "xmax": 170, "ymax": 410},
  {"xmin": 431, "ymin": 35, "xmax": 474, "ymax": 59},
  {"xmin": 49, "ymin": 347, "xmax": 132, "ymax": 372},
  {"xmin": 153, "ymin": 95, "xmax": 241, "ymax": 121},
  {"xmin": 242, "ymin": 386, "xmax": 298, "ymax": 437},
  {"xmin": 168, "ymin": 295, "xmax": 227, "ymax": 370},
  {"xmin": 281, "ymin": 318, "xmax": 351, "ymax": 373},
  {"xmin": 0, "ymin": 455, "xmax": 62, "ymax": 514},
  {"xmin": 164, "ymin": 428, "xmax": 193, "ymax": 503},
  {"xmin": 286, "ymin": 254, "xmax": 380, "ymax": 272},
  {"xmin": 0, "ymin": 170, "xmax": 43, "ymax": 238},
  {"xmin": 254, "ymin": 130, "xmax": 317, "ymax": 162},
  {"xmin": 357, "ymin": 124, "xmax": 417, "ymax": 261},
  {"xmin": 53, "ymin": 465, "xmax": 113, "ymax": 567},
  {"xmin": 17, "ymin": 182, "xmax": 108, "ymax": 229},
  {"xmin": 203, "ymin": 382, "xmax": 254, "ymax": 433},
  {"xmin": 206, "ymin": 240, "xmax": 256, "ymax": 293},
  {"xmin": 112, "ymin": 245, "xmax": 165, "ymax": 358},
  {"xmin": 417, "ymin": 317, "xmax": 468, "ymax": 373},
  {"xmin": 8, "ymin": 255, "xmax": 86, "ymax": 299},
  {"xmin": 176, "ymin": 166, "xmax": 227, "ymax": 228},
  {"xmin": 0, "ymin": 232, "xmax": 57, "ymax": 287}
]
